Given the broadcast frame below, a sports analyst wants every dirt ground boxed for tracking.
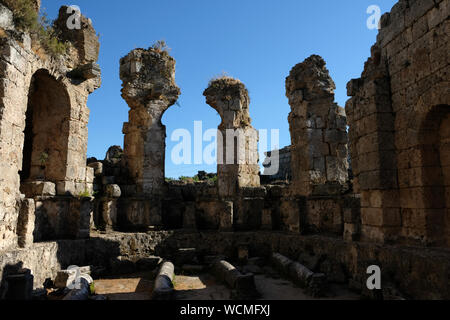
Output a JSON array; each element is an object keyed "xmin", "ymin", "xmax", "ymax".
[
  {"xmin": 94, "ymin": 271, "xmax": 154, "ymax": 300},
  {"xmin": 92, "ymin": 269, "xmax": 360, "ymax": 300}
]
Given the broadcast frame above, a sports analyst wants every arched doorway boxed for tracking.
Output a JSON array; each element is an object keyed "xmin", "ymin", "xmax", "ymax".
[
  {"xmin": 439, "ymin": 109, "xmax": 450, "ymax": 247},
  {"xmin": 420, "ymin": 105, "xmax": 450, "ymax": 247},
  {"xmin": 20, "ymin": 70, "xmax": 71, "ymax": 188}
]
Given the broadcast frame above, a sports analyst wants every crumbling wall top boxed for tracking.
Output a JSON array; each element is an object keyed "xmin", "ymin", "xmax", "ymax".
[
  {"xmin": 120, "ymin": 47, "xmax": 180, "ymax": 110},
  {"xmin": 204, "ymin": 77, "xmax": 250, "ymax": 105},
  {"xmin": 203, "ymin": 76, "xmax": 251, "ymax": 129},
  {"xmin": 286, "ymin": 55, "xmax": 336, "ymax": 101},
  {"xmin": 53, "ymin": 5, "xmax": 100, "ymax": 65}
]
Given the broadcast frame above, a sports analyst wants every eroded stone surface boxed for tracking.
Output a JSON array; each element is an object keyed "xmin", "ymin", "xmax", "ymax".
[
  {"xmin": 120, "ymin": 47, "xmax": 180, "ymax": 198},
  {"xmin": 287, "ymin": 55, "xmax": 349, "ymax": 197},
  {"xmin": 0, "ymin": 0, "xmax": 448, "ymax": 302},
  {"xmin": 346, "ymin": 0, "xmax": 450, "ymax": 246},
  {"xmin": 204, "ymin": 77, "xmax": 260, "ymax": 198},
  {"xmin": 0, "ymin": 4, "xmax": 100, "ymax": 251}
]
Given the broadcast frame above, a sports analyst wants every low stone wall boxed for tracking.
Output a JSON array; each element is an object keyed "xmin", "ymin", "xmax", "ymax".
[
  {"xmin": 34, "ymin": 197, "xmax": 93, "ymax": 242},
  {"xmin": 107, "ymin": 183, "xmax": 359, "ymax": 237},
  {"xmin": 97, "ymin": 231, "xmax": 450, "ymax": 300},
  {"xmin": 2, "ymin": 231, "xmax": 448, "ymax": 299}
]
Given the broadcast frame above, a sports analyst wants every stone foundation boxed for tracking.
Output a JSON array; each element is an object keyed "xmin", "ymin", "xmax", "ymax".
[
  {"xmin": 0, "ymin": 0, "xmax": 449, "ymax": 301},
  {"xmin": 1, "ymin": 231, "xmax": 449, "ymax": 299}
]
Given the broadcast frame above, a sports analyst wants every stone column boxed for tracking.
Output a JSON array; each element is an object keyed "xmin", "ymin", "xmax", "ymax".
[
  {"xmin": 203, "ymin": 78, "xmax": 260, "ymax": 198},
  {"xmin": 120, "ymin": 47, "xmax": 180, "ymax": 196},
  {"xmin": 286, "ymin": 55, "xmax": 349, "ymax": 197}
]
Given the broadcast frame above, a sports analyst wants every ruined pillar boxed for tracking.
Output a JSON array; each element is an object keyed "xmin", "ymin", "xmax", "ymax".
[
  {"xmin": 120, "ymin": 47, "xmax": 180, "ymax": 196},
  {"xmin": 286, "ymin": 55, "xmax": 349, "ymax": 197},
  {"xmin": 203, "ymin": 78, "xmax": 260, "ymax": 198}
]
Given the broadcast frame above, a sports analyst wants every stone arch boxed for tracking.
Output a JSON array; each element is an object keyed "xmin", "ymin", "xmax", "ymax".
[
  {"xmin": 20, "ymin": 69, "xmax": 72, "ymax": 188},
  {"xmin": 417, "ymin": 104, "xmax": 450, "ymax": 247}
]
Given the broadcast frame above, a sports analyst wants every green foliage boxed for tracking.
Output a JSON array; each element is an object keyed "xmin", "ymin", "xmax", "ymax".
[
  {"xmin": 1, "ymin": 0, "xmax": 69, "ymax": 57},
  {"xmin": 240, "ymin": 117, "xmax": 251, "ymax": 127},
  {"xmin": 36, "ymin": 12, "xmax": 70, "ymax": 56},
  {"xmin": 89, "ymin": 282, "xmax": 95, "ymax": 295},
  {"xmin": 166, "ymin": 173, "xmax": 217, "ymax": 185},
  {"xmin": 1, "ymin": 0, "xmax": 38, "ymax": 31},
  {"xmin": 39, "ymin": 151, "xmax": 49, "ymax": 166},
  {"xmin": 208, "ymin": 175, "xmax": 218, "ymax": 184},
  {"xmin": 113, "ymin": 151, "xmax": 124, "ymax": 159},
  {"xmin": 171, "ymin": 275, "xmax": 177, "ymax": 288},
  {"xmin": 77, "ymin": 190, "xmax": 92, "ymax": 198}
]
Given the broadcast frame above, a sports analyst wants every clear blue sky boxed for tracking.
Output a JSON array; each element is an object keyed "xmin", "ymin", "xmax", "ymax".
[{"xmin": 43, "ymin": 0, "xmax": 397, "ymax": 178}]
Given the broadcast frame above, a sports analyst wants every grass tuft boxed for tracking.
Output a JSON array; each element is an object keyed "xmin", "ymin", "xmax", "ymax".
[{"xmin": 1, "ymin": 0, "xmax": 70, "ymax": 57}]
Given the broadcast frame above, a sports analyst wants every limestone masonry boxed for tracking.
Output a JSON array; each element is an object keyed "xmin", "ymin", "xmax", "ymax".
[{"xmin": 0, "ymin": 0, "xmax": 449, "ymax": 300}]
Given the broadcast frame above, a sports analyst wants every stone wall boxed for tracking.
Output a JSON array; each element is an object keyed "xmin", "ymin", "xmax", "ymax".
[
  {"xmin": 0, "ymin": 4, "xmax": 100, "ymax": 251},
  {"xmin": 3, "ymin": 230, "xmax": 449, "ymax": 299},
  {"xmin": 346, "ymin": 0, "xmax": 449, "ymax": 246},
  {"xmin": 1, "ymin": 0, "xmax": 448, "ymax": 301},
  {"xmin": 100, "ymin": 182, "xmax": 353, "ymax": 238},
  {"xmin": 262, "ymin": 146, "xmax": 292, "ymax": 183},
  {"xmin": 287, "ymin": 55, "xmax": 349, "ymax": 197}
]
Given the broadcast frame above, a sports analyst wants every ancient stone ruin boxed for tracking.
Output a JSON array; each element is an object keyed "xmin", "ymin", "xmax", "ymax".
[
  {"xmin": 287, "ymin": 55, "xmax": 349, "ymax": 197},
  {"xmin": 0, "ymin": 0, "xmax": 449, "ymax": 301},
  {"xmin": 120, "ymin": 47, "xmax": 180, "ymax": 198},
  {"xmin": 204, "ymin": 77, "xmax": 260, "ymax": 198},
  {"xmin": 0, "ymin": 2, "xmax": 100, "ymax": 251}
]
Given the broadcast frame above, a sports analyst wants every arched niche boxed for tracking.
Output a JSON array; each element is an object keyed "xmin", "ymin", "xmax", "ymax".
[
  {"xmin": 419, "ymin": 104, "xmax": 450, "ymax": 247},
  {"xmin": 20, "ymin": 69, "xmax": 71, "ymax": 186}
]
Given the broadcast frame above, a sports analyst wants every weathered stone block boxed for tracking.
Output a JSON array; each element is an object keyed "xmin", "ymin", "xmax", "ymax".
[
  {"xmin": 261, "ymin": 208, "xmax": 272, "ymax": 230},
  {"xmin": 21, "ymin": 181, "xmax": 56, "ymax": 197},
  {"xmin": 85, "ymin": 167, "xmax": 94, "ymax": 184},
  {"xmin": 344, "ymin": 223, "xmax": 360, "ymax": 241},
  {"xmin": 183, "ymin": 202, "xmax": 196, "ymax": 230},
  {"xmin": 0, "ymin": 4, "xmax": 14, "ymax": 30},
  {"xmin": 219, "ymin": 201, "xmax": 233, "ymax": 231},
  {"xmin": 17, "ymin": 199, "xmax": 35, "ymax": 248},
  {"xmin": 104, "ymin": 184, "xmax": 121, "ymax": 198},
  {"xmin": 361, "ymin": 207, "xmax": 402, "ymax": 227},
  {"xmin": 88, "ymin": 161, "xmax": 103, "ymax": 176}
]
